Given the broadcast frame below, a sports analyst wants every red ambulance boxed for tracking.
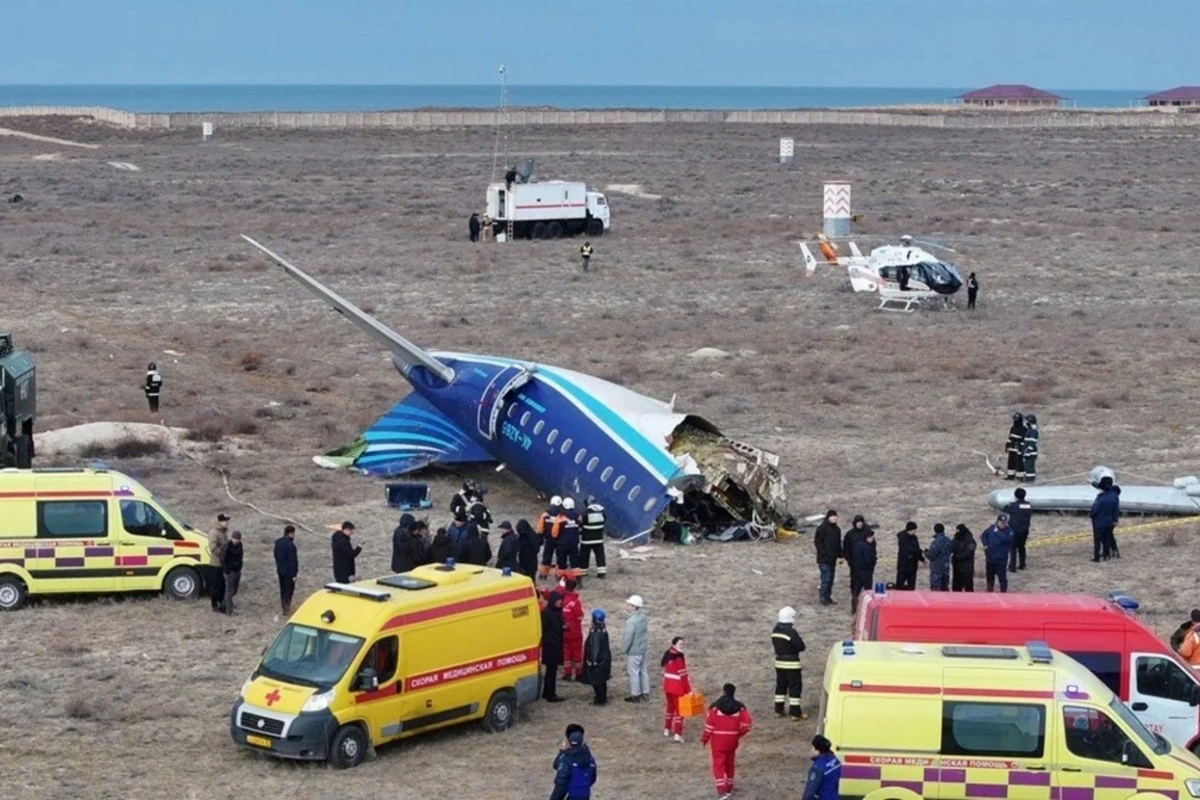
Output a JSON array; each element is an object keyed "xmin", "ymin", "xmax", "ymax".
[{"xmin": 854, "ymin": 588, "xmax": 1200, "ymax": 754}]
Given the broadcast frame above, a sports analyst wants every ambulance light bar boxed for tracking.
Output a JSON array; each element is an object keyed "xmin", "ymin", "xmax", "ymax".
[{"xmin": 324, "ymin": 582, "xmax": 392, "ymax": 602}]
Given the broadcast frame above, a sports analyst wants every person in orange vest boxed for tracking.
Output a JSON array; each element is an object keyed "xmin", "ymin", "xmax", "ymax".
[
  {"xmin": 537, "ymin": 496, "xmax": 565, "ymax": 581},
  {"xmin": 661, "ymin": 636, "xmax": 692, "ymax": 742},
  {"xmin": 700, "ymin": 683, "xmax": 753, "ymax": 800},
  {"xmin": 560, "ymin": 577, "xmax": 585, "ymax": 681}
]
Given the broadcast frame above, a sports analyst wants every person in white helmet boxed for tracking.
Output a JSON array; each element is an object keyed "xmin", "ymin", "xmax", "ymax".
[
  {"xmin": 556, "ymin": 497, "xmax": 582, "ymax": 581},
  {"xmin": 537, "ymin": 496, "xmax": 565, "ymax": 581},
  {"xmin": 771, "ymin": 606, "xmax": 807, "ymax": 720},
  {"xmin": 623, "ymin": 594, "xmax": 650, "ymax": 702}
]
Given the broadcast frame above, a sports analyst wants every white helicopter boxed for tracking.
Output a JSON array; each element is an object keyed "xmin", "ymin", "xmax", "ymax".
[{"xmin": 799, "ymin": 234, "xmax": 966, "ymax": 312}]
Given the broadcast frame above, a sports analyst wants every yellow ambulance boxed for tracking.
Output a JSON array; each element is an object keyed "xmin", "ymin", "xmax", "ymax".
[
  {"xmin": 230, "ymin": 563, "xmax": 541, "ymax": 768},
  {"xmin": 820, "ymin": 639, "xmax": 1200, "ymax": 800},
  {"xmin": 0, "ymin": 467, "xmax": 208, "ymax": 610}
]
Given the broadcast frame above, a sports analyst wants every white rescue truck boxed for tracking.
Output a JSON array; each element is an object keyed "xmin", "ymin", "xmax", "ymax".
[{"xmin": 486, "ymin": 180, "xmax": 609, "ymax": 240}]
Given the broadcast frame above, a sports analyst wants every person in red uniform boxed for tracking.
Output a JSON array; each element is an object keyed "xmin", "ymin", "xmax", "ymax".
[
  {"xmin": 560, "ymin": 578, "xmax": 585, "ymax": 681},
  {"xmin": 700, "ymin": 683, "xmax": 753, "ymax": 800},
  {"xmin": 661, "ymin": 636, "xmax": 692, "ymax": 742}
]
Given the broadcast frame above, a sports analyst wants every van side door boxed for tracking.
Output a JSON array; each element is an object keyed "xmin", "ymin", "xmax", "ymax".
[
  {"xmin": 938, "ymin": 696, "xmax": 1051, "ymax": 798},
  {"xmin": 31, "ymin": 499, "xmax": 117, "ymax": 592},
  {"xmin": 347, "ymin": 635, "xmax": 405, "ymax": 744},
  {"xmin": 117, "ymin": 499, "xmax": 182, "ymax": 590},
  {"xmin": 1130, "ymin": 652, "xmax": 1200, "ymax": 747}
]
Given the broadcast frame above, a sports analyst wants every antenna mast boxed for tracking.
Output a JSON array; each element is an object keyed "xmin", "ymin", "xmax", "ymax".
[{"xmin": 491, "ymin": 64, "xmax": 509, "ymax": 183}]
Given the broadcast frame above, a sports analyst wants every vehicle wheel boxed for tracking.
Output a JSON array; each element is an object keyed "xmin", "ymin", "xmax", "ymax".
[
  {"xmin": 329, "ymin": 724, "xmax": 367, "ymax": 769},
  {"xmin": 532, "ymin": 222, "xmax": 548, "ymax": 240},
  {"xmin": 14, "ymin": 435, "xmax": 31, "ymax": 469},
  {"xmin": 546, "ymin": 222, "xmax": 563, "ymax": 239},
  {"xmin": 587, "ymin": 219, "xmax": 604, "ymax": 237},
  {"xmin": 0, "ymin": 576, "xmax": 27, "ymax": 611},
  {"xmin": 163, "ymin": 566, "xmax": 200, "ymax": 601},
  {"xmin": 482, "ymin": 689, "xmax": 517, "ymax": 733}
]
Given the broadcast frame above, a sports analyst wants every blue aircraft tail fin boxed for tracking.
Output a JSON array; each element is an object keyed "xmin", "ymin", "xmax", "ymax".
[{"xmin": 318, "ymin": 393, "xmax": 493, "ymax": 476}]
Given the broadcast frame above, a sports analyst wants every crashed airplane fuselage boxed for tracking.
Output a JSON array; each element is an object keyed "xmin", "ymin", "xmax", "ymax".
[{"xmin": 243, "ymin": 236, "xmax": 789, "ymax": 537}]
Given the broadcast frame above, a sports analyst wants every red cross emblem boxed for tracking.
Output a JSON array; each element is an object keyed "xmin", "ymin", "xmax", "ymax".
[{"xmin": 264, "ymin": 689, "xmax": 281, "ymax": 707}]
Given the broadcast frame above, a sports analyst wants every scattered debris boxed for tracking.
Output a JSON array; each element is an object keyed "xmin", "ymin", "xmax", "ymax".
[
  {"xmin": 31, "ymin": 153, "xmax": 59, "ymax": 161},
  {"xmin": 107, "ymin": 161, "xmax": 141, "ymax": 172},
  {"xmin": 7, "ymin": 194, "xmax": 21, "ymax": 203},
  {"xmin": 605, "ymin": 183, "xmax": 663, "ymax": 201},
  {"xmin": 0, "ymin": 127, "xmax": 100, "ymax": 149},
  {"xmin": 687, "ymin": 347, "xmax": 730, "ymax": 360},
  {"xmin": 33, "ymin": 422, "xmax": 186, "ymax": 457}
]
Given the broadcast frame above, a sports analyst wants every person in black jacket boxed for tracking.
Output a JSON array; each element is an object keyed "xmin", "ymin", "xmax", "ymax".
[
  {"xmin": 842, "ymin": 515, "xmax": 869, "ymax": 608},
  {"xmin": 541, "ymin": 591, "xmax": 566, "ymax": 702},
  {"xmin": 1005, "ymin": 412, "xmax": 1026, "ymax": 480},
  {"xmin": 273, "ymin": 524, "xmax": 299, "ymax": 616},
  {"xmin": 966, "ymin": 272, "xmax": 979, "ymax": 309},
  {"xmin": 458, "ymin": 524, "xmax": 492, "ymax": 566},
  {"xmin": 429, "ymin": 527, "xmax": 454, "ymax": 564},
  {"xmin": 516, "ymin": 518, "xmax": 540, "ymax": 578},
  {"xmin": 850, "ymin": 529, "xmax": 877, "ymax": 613},
  {"xmin": 951, "ymin": 524, "xmax": 977, "ymax": 592},
  {"xmin": 391, "ymin": 513, "xmax": 416, "ymax": 573},
  {"xmin": 221, "ymin": 530, "xmax": 244, "ymax": 615},
  {"xmin": 331, "ymin": 521, "xmax": 361, "ymax": 584},
  {"xmin": 495, "ymin": 521, "xmax": 520, "ymax": 572},
  {"xmin": 813, "ymin": 510, "xmax": 841, "ymax": 606},
  {"xmin": 581, "ymin": 609, "xmax": 612, "ymax": 705},
  {"xmin": 1003, "ymin": 487, "xmax": 1033, "ymax": 571},
  {"xmin": 895, "ymin": 522, "xmax": 925, "ymax": 590}
]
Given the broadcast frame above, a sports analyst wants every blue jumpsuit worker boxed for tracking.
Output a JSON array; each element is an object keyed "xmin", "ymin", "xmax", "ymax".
[
  {"xmin": 1003, "ymin": 487, "xmax": 1033, "ymax": 571},
  {"xmin": 981, "ymin": 513, "xmax": 1014, "ymax": 593},
  {"xmin": 924, "ymin": 523, "xmax": 951, "ymax": 591},
  {"xmin": 801, "ymin": 735, "xmax": 842, "ymax": 800}
]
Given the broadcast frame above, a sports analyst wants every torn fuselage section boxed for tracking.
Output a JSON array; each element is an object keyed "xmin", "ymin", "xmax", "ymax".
[{"xmin": 662, "ymin": 421, "xmax": 789, "ymax": 535}]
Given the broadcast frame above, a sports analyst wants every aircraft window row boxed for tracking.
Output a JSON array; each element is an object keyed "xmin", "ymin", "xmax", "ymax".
[{"xmin": 515, "ymin": 406, "xmax": 646, "ymax": 513}]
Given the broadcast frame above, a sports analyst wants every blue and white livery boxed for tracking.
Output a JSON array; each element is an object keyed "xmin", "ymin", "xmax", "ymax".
[{"xmin": 242, "ymin": 236, "xmax": 789, "ymax": 537}]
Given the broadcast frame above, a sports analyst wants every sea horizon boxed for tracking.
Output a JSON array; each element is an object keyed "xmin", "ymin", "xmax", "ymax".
[{"xmin": 0, "ymin": 84, "xmax": 1152, "ymax": 113}]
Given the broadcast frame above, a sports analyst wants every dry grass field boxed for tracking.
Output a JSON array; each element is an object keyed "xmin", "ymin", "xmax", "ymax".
[{"xmin": 2, "ymin": 116, "xmax": 1200, "ymax": 799}]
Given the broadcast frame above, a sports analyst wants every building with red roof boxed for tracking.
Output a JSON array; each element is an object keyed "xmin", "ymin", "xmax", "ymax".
[
  {"xmin": 957, "ymin": 84, "xmax": 1064, "ymax": 108},
  {"xmin": 1145, "ymin": 87, "xmax": 1200, "ymax": 107}
]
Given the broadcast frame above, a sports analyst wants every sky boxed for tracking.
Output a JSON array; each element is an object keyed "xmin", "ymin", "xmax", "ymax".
[{"xmin": 4, "ymin": 0, "xmax": 1193, "ymax": 89}]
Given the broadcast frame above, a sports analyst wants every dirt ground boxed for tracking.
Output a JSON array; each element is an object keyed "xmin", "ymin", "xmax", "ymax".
[{"xmin": 2, "ymin": 116, "xmax": 1200, "ymax": 799}]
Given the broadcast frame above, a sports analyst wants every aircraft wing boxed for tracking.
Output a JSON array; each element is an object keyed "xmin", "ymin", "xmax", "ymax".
[
  {"xmin": 241, "ymin": 235, "xmax": 455, "ymax": 383},
  {"xmin": 317, "ymin": 392, "xmax": 494, "ymax": 476}
]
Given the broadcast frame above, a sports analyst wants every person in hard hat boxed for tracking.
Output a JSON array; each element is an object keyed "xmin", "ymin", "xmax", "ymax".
[
  {"xmin": 580, "ymin": 495, "xmax": 608, "ymax": 578},
  {"xmin": 556, "ymin": 498, "xmax": 582, "ymax": 581},
  {"xmin": 582, "ymin": 609, "xmax": 612, "ymax": 705},
  {"xmin": 771, "ymin": 606, "xmax": 807, "ymax": 719},
  {"xmin": 144, "ymin": 362, "xmax": 163, "ymax": 412},
  {"xmin": 538, "ymin": 496, "xmax": 565, "ymax": 581},
  {"xmin": 1005, "ymin": 412, "xmax": 1027, "ymax": 480},
  {"xmin": 580, "ymin": 241, "xmax": 594, "ymax": 272},
  {"xmin": 1022, "ymin": 414, "xmax": 1040, "ymax": 483},
  {"xmin": 623, "ymin": 595, "xmax": 650, "ymax": 703},
  {"xmin": 700, "ymin": 683, "xmax": 753, "ymax": 800}
]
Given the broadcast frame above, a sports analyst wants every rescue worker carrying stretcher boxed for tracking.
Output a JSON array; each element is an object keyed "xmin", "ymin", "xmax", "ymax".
[
  {"xmin": 771, "ymin": 606, "xmax": 807, "ymax": 720},
  {"xmin": 580, "ymin": 496, "xmax": 607, "ymax": 578}
]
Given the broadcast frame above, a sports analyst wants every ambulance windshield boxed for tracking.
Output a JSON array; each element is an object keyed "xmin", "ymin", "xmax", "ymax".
[
  {"xmin": 260, "ymin": 624, "xmax": 364, "ymax": 688},
  {"xmin": 1109, "ymin": 697, "xmax": 1169, "ymax": 755}
]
